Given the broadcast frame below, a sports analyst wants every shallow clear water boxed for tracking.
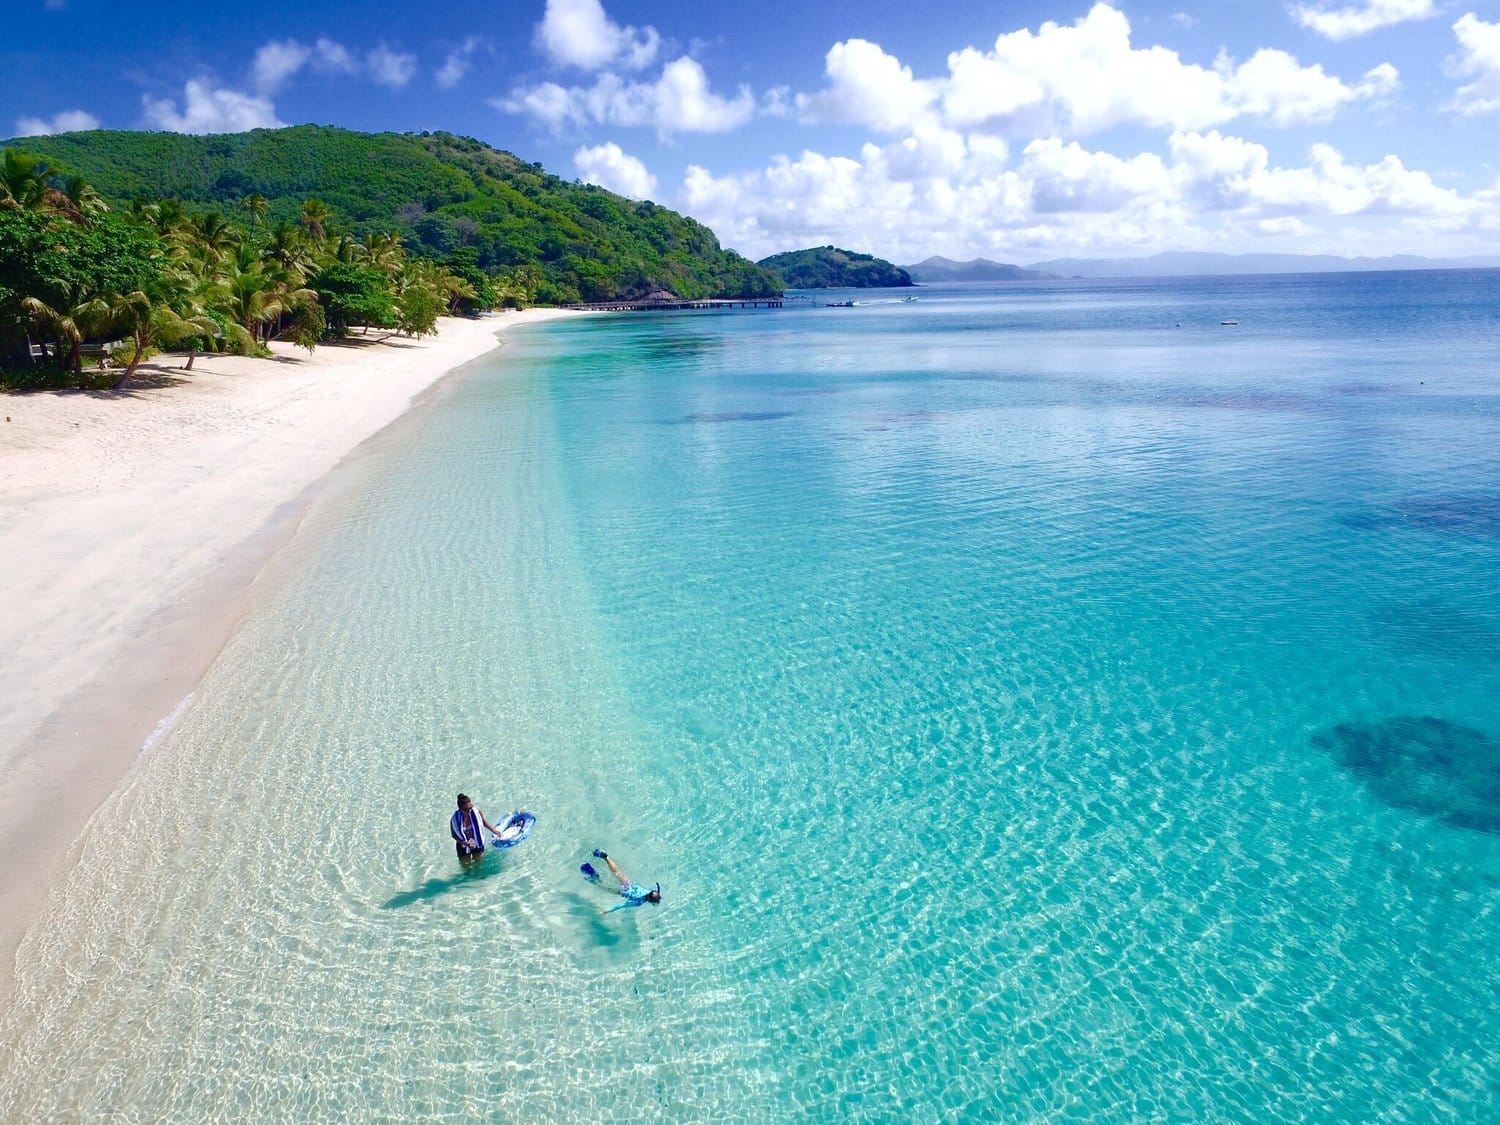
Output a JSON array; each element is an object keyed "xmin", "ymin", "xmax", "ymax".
[{"xmin": 3, "ymin": 274, "xmax": 1500, "ymax": 1120}]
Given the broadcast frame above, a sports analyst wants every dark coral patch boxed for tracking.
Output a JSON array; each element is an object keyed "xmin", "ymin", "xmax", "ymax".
[
  {"xmin": 664, "ymin": 411, "xmax": 793, "ymax": 424},
  {"xmin": 1394, "ymin": 495, "xmax": 1500, "ymax": 540},
  {"xmin": 1343, "ymin": 495, "xmax": 1500, "ymax": 540},
  {"xmin": 1313, "ymin": 716, "xmax": 1500, "ymax": 834}
]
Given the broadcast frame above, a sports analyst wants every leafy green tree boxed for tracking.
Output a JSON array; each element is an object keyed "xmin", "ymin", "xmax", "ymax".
[
  {"xmin": 441, "ymin": 248, "xmax": 496, "ymax": 312},
  {"xmin": 0, "ymin": 207, "xmax": 161, "ymax": 368},
  {"xmin": 310, "ymin": 262, "xmax": 396, "ymax": 336}
]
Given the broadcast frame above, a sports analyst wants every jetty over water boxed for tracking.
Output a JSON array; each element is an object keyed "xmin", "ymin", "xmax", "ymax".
[{"xmin": 563, "ymin": 296, "xmax": 783, "ymax": 312}]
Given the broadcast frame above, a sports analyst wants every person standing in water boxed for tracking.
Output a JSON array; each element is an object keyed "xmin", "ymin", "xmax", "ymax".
[
  {"xmin": 450, "ymin": 793, "xmax": 503, "ymax": 863},
  {"xmin": 587, "ymin": 849, "xmax": 663, "ymax": 912}
]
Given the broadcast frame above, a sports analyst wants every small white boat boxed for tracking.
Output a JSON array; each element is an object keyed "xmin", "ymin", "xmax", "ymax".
[{"xmin": 1221, "ymin": 319, "xmax": 1239, "ymax": 325}]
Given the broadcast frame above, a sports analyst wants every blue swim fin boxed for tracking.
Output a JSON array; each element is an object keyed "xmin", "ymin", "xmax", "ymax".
[{"xmin": 580, "ymin": 862, "xmax": 601, "ymax": 884}]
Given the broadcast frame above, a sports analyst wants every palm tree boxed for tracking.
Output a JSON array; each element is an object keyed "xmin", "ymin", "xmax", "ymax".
[
  {"xmin": 0, "ymin": 149, "xmax": 51, "ymax": 211},
  {"xmin": 298, "ymin": 198, "xmax": 333, "ymax": 243},
  {"xmin": 73, "ymin": 289, "xmax": 152, "ymax": 388},
  {"xmin": 189, "ymin": 211, "xmax": 240, "ymax": 264},
  {"xmin": 22, "ymin": 294, "xmax": 86, "ymax": 373},
  {"xmin": 222, "ymin": 249, "xmax": 320, "ymax": 347},
  {"xmin": 240, "ymin": 193, "xmax": 269, "ymax": 230},
  {"xmin": 262, "ymin": 220, "xmax": 317, "ymax": 279},
  {"xmin": 56, "ymin": 174, "xmax": 108, "ymax": 221},
  {"xmin": 361, "ymin": 230, "xmax": 405, "ymax": 275}
]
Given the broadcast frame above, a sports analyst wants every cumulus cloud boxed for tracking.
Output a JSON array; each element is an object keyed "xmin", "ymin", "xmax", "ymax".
[
  {"xmin": 142, "ymin": 80, "xmax": 282, "ymax": 134},
  {"xmin": 1167, "ymin": 130, "xmax": 1466, "ymax": 217},
  {"xmin": 14, "ymin": 109, "xmax": 100, "ymax": 136},
  {"xmin": 252, "ymin": 37, "xmax": 403, "ymax": 94},
  {"xmin": 574, "ymin": 141, "xmax": 657, "ymax": 198},
  {"xmin": 1222, "ymin": 52, "xmax": 1398, "ymax": 126},
  {"xmin": 437, "ymin": 37, "xmax": 483, "ymax": 89},
  {"xmin": 367, "ymin": 45, "xmax": 417, "ymax": 88},
  {"xmin": 1290, "ymin": 0, "xmax": 1434, "ymax": 41},
  {"xmin": 675, "ymin": 126, "xmax": 1479, "ymax": 263},
  {"xmin": 501, "ymin": 57, "xmax": 754, "ymax": 135},
  {"xmin": 253, "ymin": 40, "xmax": 313, "ymax": 93},
  {"xmin": 798, "ymin": 4, "xmax": 1396, "ymax": 137},
  {"xmin": 1449, "ymin": 13, "xmax": 1500, "ymax": 114},
  {"xmin": 1021, "ymin": 137, "xmax": 1170, "ymax": 213},
  {"xmin": 795, "ymin": 39, "xmax": 938, "ymax": 132},
  {"xmin": 536, "ymin": 0, "xmax": 659, "ymax": 71}
]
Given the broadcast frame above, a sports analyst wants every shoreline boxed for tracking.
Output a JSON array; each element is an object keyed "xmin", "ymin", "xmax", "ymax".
[{"xmin": 0, "ymin": 310, "xmax": 582, "ymax": 1001}]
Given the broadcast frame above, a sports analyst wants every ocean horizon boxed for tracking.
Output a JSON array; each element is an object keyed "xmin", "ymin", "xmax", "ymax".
[{"xmin": 2, "ymin": 273, "xmax": 1498, "ymax": 1119}]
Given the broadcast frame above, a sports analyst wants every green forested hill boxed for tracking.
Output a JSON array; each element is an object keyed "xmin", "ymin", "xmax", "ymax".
[
  {"xmin": 4, "ymin": 126, "xmax": 780, "ymax": 304},
  {"xmin": 757, "ymin": 246, "xmax": 912, "ymax": 289}
]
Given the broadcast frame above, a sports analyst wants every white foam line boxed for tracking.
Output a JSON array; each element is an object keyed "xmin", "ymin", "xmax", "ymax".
[{"xmin": 140, "ymin": 692, "xmax": 196, "ymax": 754}]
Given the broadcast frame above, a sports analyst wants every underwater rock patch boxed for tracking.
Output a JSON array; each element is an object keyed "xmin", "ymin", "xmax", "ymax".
[
  {"xmin": 1395, "ymin": 495, "xmax": 1500, "ymax": 540},
  {"xmin": 1343, "ymin": 495, "xmax": 1500, "ymax": 540},
  {"xmin": 1313, "ymin": 716, "xmax": 1500, "ymax": 834},
  {"xmin": 665, "ymin": 411, "xmax": 793, "ymax": 424}
]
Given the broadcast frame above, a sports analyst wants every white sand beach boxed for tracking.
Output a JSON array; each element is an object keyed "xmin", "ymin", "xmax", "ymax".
[{"xmin": 0, "ymin": 309, "xmax": 580, "ymax": 998}]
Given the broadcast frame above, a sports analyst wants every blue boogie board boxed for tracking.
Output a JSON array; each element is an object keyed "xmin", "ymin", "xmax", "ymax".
[{"xmin": 490, "ymin": 811, "xmax": 536, "ymax": 849}]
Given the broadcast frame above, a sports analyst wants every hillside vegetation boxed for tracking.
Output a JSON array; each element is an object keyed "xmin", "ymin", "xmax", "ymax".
[
  {"xmin": 6, "ymin": 126, "xmax": 780, "ymax": 305},
  {"xmin": 1, "ymin": 144, "xmax": 499, "ymax": 389},
  {"xmin": 757, "ymin": 246, "xmax": 912, "ymax": 289}
]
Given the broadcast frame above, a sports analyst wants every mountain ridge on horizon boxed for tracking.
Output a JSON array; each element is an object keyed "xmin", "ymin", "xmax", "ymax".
[{"xmin": 904, "ymin": 250, "xmax": 1500, "ymax": 281}]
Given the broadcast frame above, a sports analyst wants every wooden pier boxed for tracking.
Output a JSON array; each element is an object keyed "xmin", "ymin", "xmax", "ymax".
[{"xmin": 563, "ymin": 296, "xmax": 783, "ymax": 312}]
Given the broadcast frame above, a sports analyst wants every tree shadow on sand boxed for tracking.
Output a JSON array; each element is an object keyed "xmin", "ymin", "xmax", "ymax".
[{"xmin": 1313, "ymin": 716, "xmax": 1500, "ymax": 834}]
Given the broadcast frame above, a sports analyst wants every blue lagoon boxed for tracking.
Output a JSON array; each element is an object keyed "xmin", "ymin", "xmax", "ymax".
[{"xmin": 3, "ymin": 273, "xmax": 1498, "ymax": 1119}]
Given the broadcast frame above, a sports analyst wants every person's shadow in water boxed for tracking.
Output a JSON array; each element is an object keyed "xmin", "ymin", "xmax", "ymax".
[{"xmin": 380, "ymin": 857, "xmax": 507, "ymax": 909}]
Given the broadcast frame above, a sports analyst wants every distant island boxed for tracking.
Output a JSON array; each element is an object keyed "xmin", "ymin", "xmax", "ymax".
[
  {"xmin": 757, "ymin": 246, "xmax": 912, "ymax": 288},
  {"xmin": 905, "ymin": 250, "xmax": 1500, "ymax": 281},
  {"xmin": 903, "ymin": 256, "xmax": 1059, "ymax": 283},
  {"xmin": 1025, "ymin": 251, "xmax": 1500, "ymax": 278}
]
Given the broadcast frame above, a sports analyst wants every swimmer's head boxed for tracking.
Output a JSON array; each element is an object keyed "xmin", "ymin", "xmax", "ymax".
[
  {"xmin": 457, "ymin": 793, "xmax": 472, "ymax": 810},
  {"xmin": 646, "ymin": 884, "xmax": 662, "ymax": 905}
]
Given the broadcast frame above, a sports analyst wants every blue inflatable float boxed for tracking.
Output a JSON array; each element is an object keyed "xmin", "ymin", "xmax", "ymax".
[{"xmin": 489, "ymin": 810, "xmax": 536, "ymax": 849}]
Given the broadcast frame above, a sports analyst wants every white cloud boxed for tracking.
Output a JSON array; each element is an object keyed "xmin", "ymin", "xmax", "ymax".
[
  {"xmin": 1449, "ymin": 13, "xmax": 1500, "ymax": 115},
  {"xmin": 1290, "ymin": 0, "xmax": 1434, "ymax": 41},
  {"xmin": 253, "ymin": 40, "xmax": 311, "ymax": 94},
  {"xmin": 502, "ymin": 57, "xmax": 754, "ymax": 135},
  {"xmin": 673, "ymin": 126, "xmax": 1481, "ymax": 263},
  {"xmin": 437, "ymin": 37, "xmax": 483, "ymax": 89},
  {"xmin": 14, "ymin": 109, "xmax": 100, "ymax": 136},
  {"xmin": 142, "ymin": 80, "xmax": 282, "ymax": 134},
  {"xmin": 1222, "ymin": 52, "xmax": 1398, "ymax": 126},
  {"xmin": 536, "ymin": 0, "xmax": 659, "ymax": 71},
  {"xmin": 1167, "ymin": 130, "xmax": 1466, "ymax": 217},
  {"xmin": 252, "ymin": 37, "xmax": 376, "ymax": 93},
  {"xmin": 1021, "ymin": 137, "xmax": 1170, "ymax": 213},
  {"xmin": 1258, "ymin": 216, "xmax": 1314, "ymax": 237},
  {"xmin": 574, "ymin": 141, "xmax": 657, "ymax": 198},
  {"xmin": 795, "ymin": 39, "xmax": 938, "ymax": 132},
  {"xmin": 798, "ymin": 4, "xmax": 1396, "ymax": 137},
  {"xmin": 313, "ymin": 37, "xmax": 357, "ymax": 75},
  {"xmin": 367, "ymin": 45, "xmax": 417, "ymax": 88}
]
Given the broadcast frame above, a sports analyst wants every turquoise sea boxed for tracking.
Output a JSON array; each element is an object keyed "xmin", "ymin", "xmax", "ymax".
[{"xmin": 3, "ymin": 273, "xmax": 1499, "ymax": 1120}]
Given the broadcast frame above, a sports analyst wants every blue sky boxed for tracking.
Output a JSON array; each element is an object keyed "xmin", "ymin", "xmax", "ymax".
[{"xmin": 6, "ymin": 0, "xmax": 1500, "ymax": 262}]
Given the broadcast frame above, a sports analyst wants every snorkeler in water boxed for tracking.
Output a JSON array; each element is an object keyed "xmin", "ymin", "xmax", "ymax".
[{"xmin": 581, "ymin": 849, "xmax": 662, "ymax": 913}]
